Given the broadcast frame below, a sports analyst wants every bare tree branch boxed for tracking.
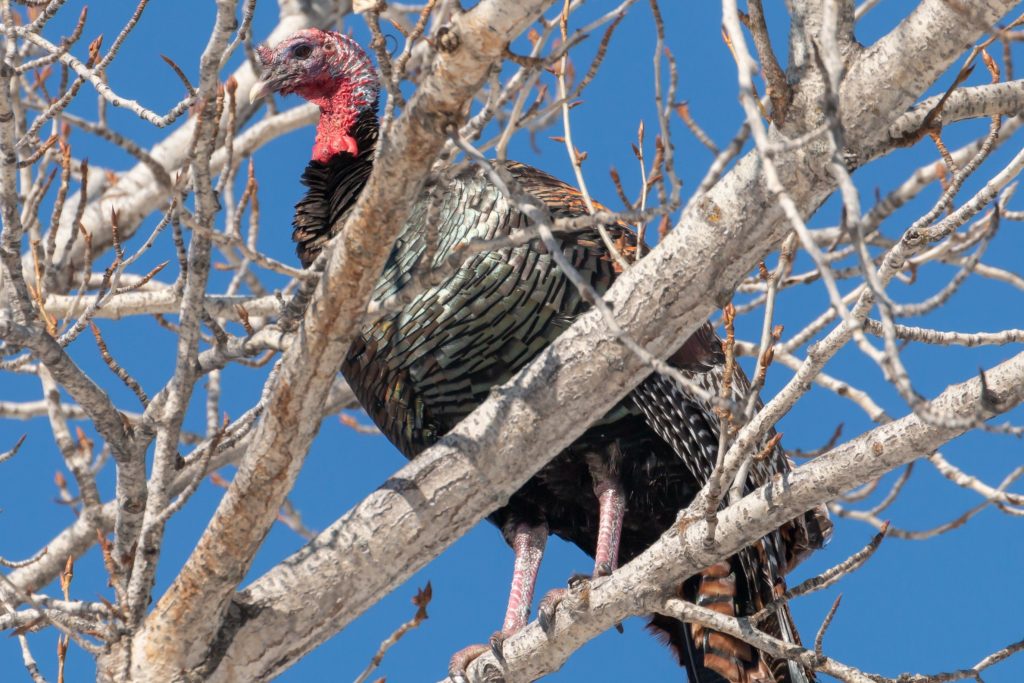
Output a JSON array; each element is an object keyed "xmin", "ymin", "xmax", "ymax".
[
  {"xmin": 889, "ymin": 79, "xmax": 1024, "ymax": 139},
  {"xmin": 1, "ymin": 0, "xmax": 1021, "ymax": 680}
]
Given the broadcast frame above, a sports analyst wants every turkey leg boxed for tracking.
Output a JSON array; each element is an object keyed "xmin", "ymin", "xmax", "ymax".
[
  {"xmin": 592, "ymin": 474, "xmax": 626, "ymax": 577},
  {"xmin": 539, "ymin": 449, "xmax": 626, "ymax": 631},
  {"xmin": 448, "ymin": 522, "xmax": 548, "ymax": 680}
]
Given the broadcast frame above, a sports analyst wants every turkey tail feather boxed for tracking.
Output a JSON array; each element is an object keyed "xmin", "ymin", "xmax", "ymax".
[
  {"xmin": 767, "ymin": 601, "xmax": 813, "ymax": 683},
  {"xmin": 632, "ymin": 327, "xmax": 827, "ymax": 683},
  {"xmin": 648, "ymin": 613, "xmax": 729, "ymax": 683}
]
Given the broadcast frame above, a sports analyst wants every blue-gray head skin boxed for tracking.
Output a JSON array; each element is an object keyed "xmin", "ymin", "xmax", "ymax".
[{"xmin": 251, "ymin": 28, "xmax": 380, "ymax": 161}]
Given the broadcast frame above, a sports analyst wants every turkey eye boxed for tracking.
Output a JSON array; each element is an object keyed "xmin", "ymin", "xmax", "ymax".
[{"xmin": 292, "ymin": 44, "xmax": 313, "ymax": 59}]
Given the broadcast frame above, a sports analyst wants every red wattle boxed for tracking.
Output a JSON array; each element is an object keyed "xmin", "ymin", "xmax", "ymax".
[
  {"xmin": 312, "ymin": 134, "xmax": 359, "ymax": 163},
  {"xmin": 339, "ymin": 134, "xmax": 359, "ymax": 156}
]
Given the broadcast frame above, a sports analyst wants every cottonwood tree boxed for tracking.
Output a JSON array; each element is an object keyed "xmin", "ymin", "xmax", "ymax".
[{"xmin": 1, "ymin": 0, "xmax": 1023, "ymax": 681}]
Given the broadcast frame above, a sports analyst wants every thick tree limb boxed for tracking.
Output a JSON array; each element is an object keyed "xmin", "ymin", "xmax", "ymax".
[
  {"xmin": 41, "ymin": 290, "xmax": 283, "ymax": 320},
  {"xmin": 888, "ymin": 80, "xmax": 1024, "ymax": 140},
  {"xmin": 845, "ymin": 0, "xmax": 1016, "ymax": 159}
]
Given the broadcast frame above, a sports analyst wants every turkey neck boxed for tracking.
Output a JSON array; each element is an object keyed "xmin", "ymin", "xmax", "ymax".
[
  {"xmin": 315, "ymin": 102, "xmax": 380, "ymax": 177},
  {"xmin": 312, "ymin": 101, "xmax": 378, "ymax": 214},
  {"xmin": 311, "ymin": 94, "xmax": 379, "ymax": 161},
  {"xmin": 291, "ymin": 103, "xmax": 380, "ymax": 267}
]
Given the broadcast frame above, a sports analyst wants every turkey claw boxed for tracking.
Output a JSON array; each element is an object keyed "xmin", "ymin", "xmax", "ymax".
[
  {"xmin": 448, "ymin": 643, "xmax": 489, "ymax": 681},
  {"xmin": 567, "ymin": 572, "xmax": 591, "ymax": 590},
  {"xmin": 488, "ymin": 630, "xmax": 507, "ymax": 666},
  {"xmin": 449, "ymin": 630, "xmax": 507, "ymax": 681},
  {"xmin": 538, "ymin": 587, "xmax": 567, "ymax": 634}
]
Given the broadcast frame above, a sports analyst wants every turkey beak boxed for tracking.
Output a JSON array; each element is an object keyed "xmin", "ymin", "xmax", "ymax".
[
  {"xmin": 249, "ymin": 78, "xmax": 274, "ymax": 104},
  {"xmin": 249, "ymin": 69, "xmax": 290, "ymax": 103},
  {"xmin": 250, "ymin": 44, "xmax": 279, "ymax": 104}
]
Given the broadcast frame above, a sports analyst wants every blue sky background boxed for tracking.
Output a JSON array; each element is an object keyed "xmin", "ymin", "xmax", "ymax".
[{"xmin": 1, "ymin": 1, "xmax": 1023, "ymax": 681}]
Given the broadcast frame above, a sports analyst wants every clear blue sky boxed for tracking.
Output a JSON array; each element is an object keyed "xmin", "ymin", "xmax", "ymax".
[{"xmin": 2, "ymin": 1, "xmax": 1023, "ymax": 681}]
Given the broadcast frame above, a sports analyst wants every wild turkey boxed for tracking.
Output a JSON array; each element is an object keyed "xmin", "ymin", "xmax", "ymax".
[{"xmin": 251, "ymin": 28, "xmax": 831, "ymax": 683}]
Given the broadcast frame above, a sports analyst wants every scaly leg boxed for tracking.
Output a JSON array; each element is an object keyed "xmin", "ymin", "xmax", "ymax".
[
  {"xmin": 540, "ymin": 451, "xmax": 626, "ymax": 631},
  {"xmin": 501, "ymin": 521, "xmax": 548, "ymax": 633},
  {"xmin": 448, "ymin": 522, "xmax": 548, "ymax": 680},
  {"xmin": 592, "ymin": 475, "xmax": 626, "ymax": 577}
]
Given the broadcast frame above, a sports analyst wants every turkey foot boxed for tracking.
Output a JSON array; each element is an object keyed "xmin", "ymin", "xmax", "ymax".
[
  {"xmin": 537, "ymin": 586, "xmax": 567, "ymax": 634},
  {"xmin": 537, "ymin": 573, "xmax": 591, "ymax": 633},
  {"xmin": 448, "ymin": 633, "xmax": 504, "ymax": 681},
  {"xmin": 448, "ymin": 522, "xmax": 547, "ymax": 681}
]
